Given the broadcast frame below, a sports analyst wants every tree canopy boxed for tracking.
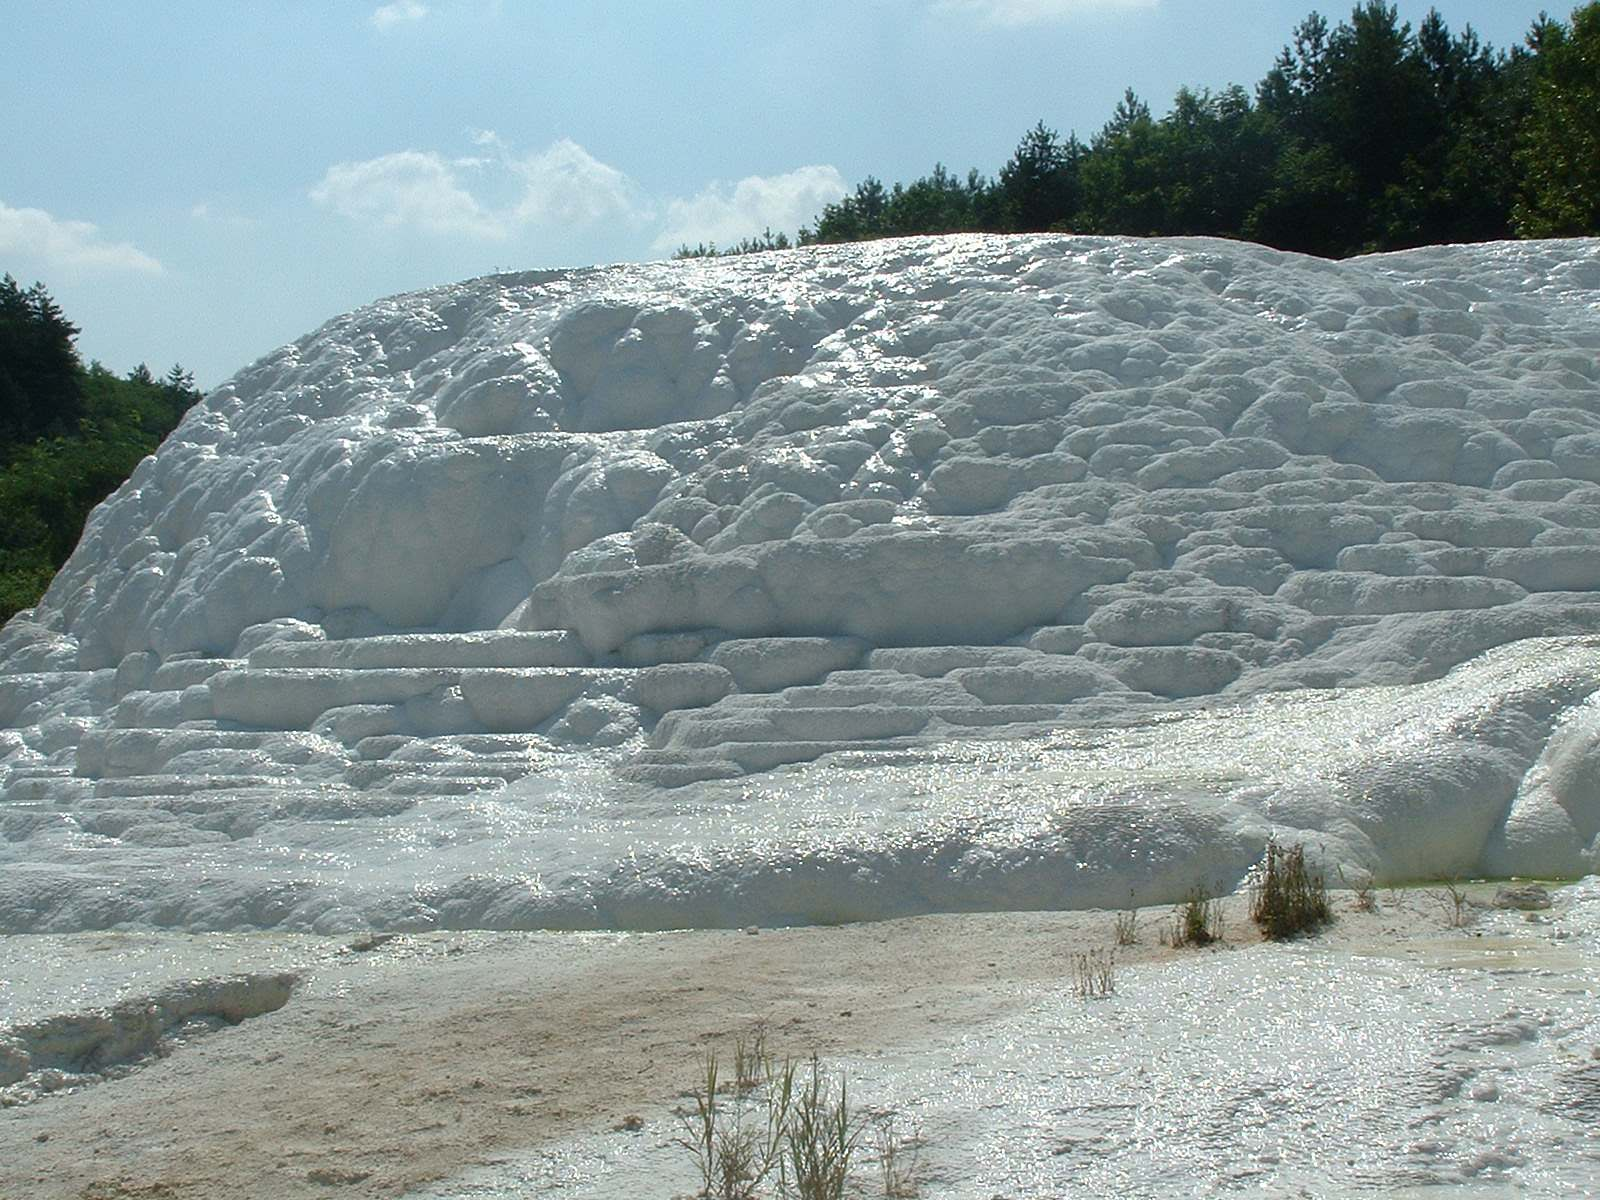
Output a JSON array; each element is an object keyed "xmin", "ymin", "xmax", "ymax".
[
  {"xmin": 775, "ymin": 2, "xmax": 1599, "ymax": 258},
  {"xmin": 0, "ymin": 280, "xmax": 201, "ymax": 621}
]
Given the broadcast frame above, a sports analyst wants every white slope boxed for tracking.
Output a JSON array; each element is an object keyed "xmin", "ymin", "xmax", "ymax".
[{"xmin": 2, "ymin": 233, "xmax": 1599, "ymax": 933}]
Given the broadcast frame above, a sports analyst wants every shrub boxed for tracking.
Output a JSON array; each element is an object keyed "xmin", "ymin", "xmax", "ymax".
[
  {"xmin": 1436, "ymin": 877, "xmax": 1473, "ymax": 928},
  {"xmin": 1249, "ymin": 841, "xmax": 1330, "ymax": 939},
  {"xmin": 1339, "ymin": 866, "xmax": 1377, "ymax": 913}
]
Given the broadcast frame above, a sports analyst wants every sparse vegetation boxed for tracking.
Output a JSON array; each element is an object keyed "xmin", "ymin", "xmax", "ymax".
[
  {"xmin": 870, "ymin": 1112, "xmax": 922, "ymax": 1198},
  {"xmin": 786, "ymin": 1055, "xmax": 863, "ymax": 1200},
  {"xmin": 676, "ymin": 1039, "xmax": 794, "ymax": 1200},
  {"xmin": 1167, "ymin": 885, "xmax": 1222, "ymax": 947},
  {"xmin": 673, "ymin": 228, "xmax": 794, "ymax": 259},
  {"xmin": 0, "ymin": 275, "xmax": 202, "ymax": 621},
  {"xmin": 1112, "ymin": 900, "xmax": 1140, "ymax": 947},
  {"xmin": 1436, "ymin": 877, "xmax": 1473, "ymax": 927},
  {"xmin": 1339, "ymin": 866, "xmax": 1378, "ymax": 913},
  {"xmin": 1072, "ymin": 948, "xmax": 1117, "ymax": 999},
  {"xmin": 676, "ymin": 1038, "xmax": 868, "ymax": 1199},
  {"xmin": 708, "ymin": 4, "xmax": 1600, "ymax": 257},
  {"xmin": 1250, "ymin": 842, "xmax": 1332, "ymax": 939}
]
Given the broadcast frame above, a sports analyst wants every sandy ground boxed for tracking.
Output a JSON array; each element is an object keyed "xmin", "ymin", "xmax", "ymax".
[{"xmin": 0, "ymin": 885, "xmax": 1567, "ymax": 1199}]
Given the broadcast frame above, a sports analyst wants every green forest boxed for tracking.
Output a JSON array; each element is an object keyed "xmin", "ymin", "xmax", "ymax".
[
  {"xmin": 0, "ymin": 275, "xmax": 200, "ymax": 622},
  {"xmin": 681, "ymin": 0, "xmax": 1600, "ymax": 259}
]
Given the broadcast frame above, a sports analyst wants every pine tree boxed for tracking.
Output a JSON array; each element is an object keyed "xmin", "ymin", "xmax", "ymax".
[
  {"xmin": 1514, "ymin": 2, "xmax": 1600, "ymax": 237},
  {"xmin": 997, "ymin": 121, "xmax": 1081, "ymax": 232},
  {"xmin": 0, "ymin": 275, "xmax": 84, "ymax": 448}
]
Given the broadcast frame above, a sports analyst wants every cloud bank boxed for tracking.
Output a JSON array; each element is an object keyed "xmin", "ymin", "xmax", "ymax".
[
  {"xmin": 310, "ymin": 137, "xmax": 643, "ymax": 239},
  {"xmin": 312, "ymin": 136, "xmax": 844, "ymax": 257},
  {"xmin": 370, "ymin": 1, "xmax": 428, "ymax": 31},
  {"xmin": 0, "ymin": 201, "xmax": 163, "ymax": 274},
  {"xmin": 652, "ymin": 166, "xmax": 848, "ymax": 253},
  {"xmin": 311, "ymin": 150, "xmax": 502, "ymax": 238}
]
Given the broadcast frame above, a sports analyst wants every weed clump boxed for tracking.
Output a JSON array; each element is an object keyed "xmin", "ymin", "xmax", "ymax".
[
  {"xmin": 786, "ymin": 1054, "xmax": 862, "ymax": 1200},
  {"xmin": 1250, "ymin": 841, "xmax": 1330, "ymax": 939},
  {"xmin": 1112, "ymin": 904, "xmax": 1140, "ymax": 947},
  {"xmin": 1167, "ymin": 885, "xmax": 1222, "ymax": 947},
  {"xmin": 676, "ymin": 1039, "xmax": 793, "ymax": 1200},
  {"xmin": 1071, "ymin": 948, "xmax": 1116, "ymax": 999}
]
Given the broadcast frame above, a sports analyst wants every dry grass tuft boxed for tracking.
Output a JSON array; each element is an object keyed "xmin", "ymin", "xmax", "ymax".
[
  {"xmin": 1436, "ymin": 877, "xmax": 1473, "ymax": 927},
  {"xmin": 1166, "ymin": 884, "xmax": 1222, "ymax": 947},
  {"xmin": 1339, "ymin": 867, "xmax": 1377, "ymax": 913},
  {"xmin": 871, "ymin": 1112, "xmax": 922, "ymax": 1198},
  {"xmin": 1112, "ymin": 905, "xmax": 1140, "ymax": 947},
  {"xmin": 1071, "ymin": 948, "xmax": 1116, "ymax": 999}
]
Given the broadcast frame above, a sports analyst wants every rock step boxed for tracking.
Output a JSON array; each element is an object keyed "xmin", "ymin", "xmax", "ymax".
[
  {"xmin": 343, "ymin": 760, "xmax": 532, "ymax": 789},
  {"xmin": 113, "ymin": 689, "xmax": 215, "ymax": 728},
  {"xmin": 380, "ymin": 774, "xmax": 515, "ymax": 796},
  {"xmin": 148, "ymin": 658, "xmax": 241, "ymax": 692},
  {"xmin": 0, "ymin": 806, "xmax": 76, "ymax": 839},
  {"xmin": 90, "ymin": 775, "xmax": 289, "ymax": 798},
  {"xmin": 613, "ymin": 759, "xmax": 745, "ymax": 787},
  {"xmin": 1, "ymin": 764, "xmax": 77, "ymax": 779},
  {"xmin": 652, "ymin": 704, "xmax": 932, "ymax": 750},
  {"xmin": 75, "ymin": 728, "xmax": 339, "ymax": 780},
  {"xmin": 722, "ymin": 738, "xmax": 927, "ymax": 773},
  {"xmin": 208, "ymin": 667, "xmax": 628, "ymax": 731},
  {"xmin": 2, "ymin": 776, "xmax": 95, "ymax": 803},
  {"xmin": 248, "ymin": 630, "xmax": 590, "ymax": 670}
]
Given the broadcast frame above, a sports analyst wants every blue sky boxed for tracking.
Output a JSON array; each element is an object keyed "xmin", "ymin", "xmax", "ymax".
[{"xmin": 0, "ymin": 0, "xmax": 1560, "ymax": 387}]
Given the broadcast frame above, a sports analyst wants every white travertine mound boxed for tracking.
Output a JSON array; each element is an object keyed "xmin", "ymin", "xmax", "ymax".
[{"xmin": 3, "ymin": 233, "xmax": 1600, "ymax": 932}]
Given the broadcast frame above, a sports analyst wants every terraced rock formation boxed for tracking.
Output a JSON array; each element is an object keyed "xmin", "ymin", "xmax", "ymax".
[{"xmin": 3, "ymin": 234, "xmax": 1599, "ymax": 931}]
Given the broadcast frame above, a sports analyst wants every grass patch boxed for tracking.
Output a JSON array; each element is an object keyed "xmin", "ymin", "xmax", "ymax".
[
  {"xmin": 1249, "ymin": 842, "xmax": 1330, "ymax": 939},
  {"xmin": 676, "ymin": 1036, "xmax": 867, "ymax": 1199},
  {"xmin": 786, "ymin": 1054, "xmax": 863, "ymax": 1200}
]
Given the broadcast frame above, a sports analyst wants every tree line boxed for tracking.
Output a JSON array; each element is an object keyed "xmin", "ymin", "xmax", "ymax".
[
  {"xmin": 1, "ymin": 274, "xmax": 201, "ymax": 622},
  {"xmin": 683, "ymin": 1, "xmax": 1598, "ymax": 260}
]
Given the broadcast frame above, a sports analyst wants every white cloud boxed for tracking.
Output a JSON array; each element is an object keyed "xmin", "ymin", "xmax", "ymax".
[
  {"xmin": 191, "ymin": 202, "xmax": 257, "ymax": 229},
  {"xmin": 370, "ymin": 1, "xmax": 428, "ymax": 31},
  {"xmin": 511, "ymin": 138, "xmax": 642, "ymax": 228},
  {"xmin": 936, "ymin": 0, "xmax": 1157, "ymax": 26},
  {"xmin": 311, "ymin": 150, "xmax": 503, "ymax": 238},
  {"xmin": 652, "ymin": 166, "xmax": 848, "ymax": 253},
  {"xmin": 0, "ymin": 201, "xmax": 162, "ymax": 274},
  {"xmin": 310, "ymin": 136, "xmax": 645, "ymax": 240}
]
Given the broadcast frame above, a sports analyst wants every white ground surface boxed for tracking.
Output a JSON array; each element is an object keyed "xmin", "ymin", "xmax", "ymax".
[
  {"xmin": 3, "ymin": 883, "xmax": 1598, "ymax": 1198},
  {"xmin": 3, "ymin": 234, "xmax": 1600, "ymax": 1194}
]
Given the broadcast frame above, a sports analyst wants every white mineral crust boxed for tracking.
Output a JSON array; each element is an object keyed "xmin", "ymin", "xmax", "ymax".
[{"xmin": 3, "ymin": 233, "xmax": 1599, "ymax": 932}]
